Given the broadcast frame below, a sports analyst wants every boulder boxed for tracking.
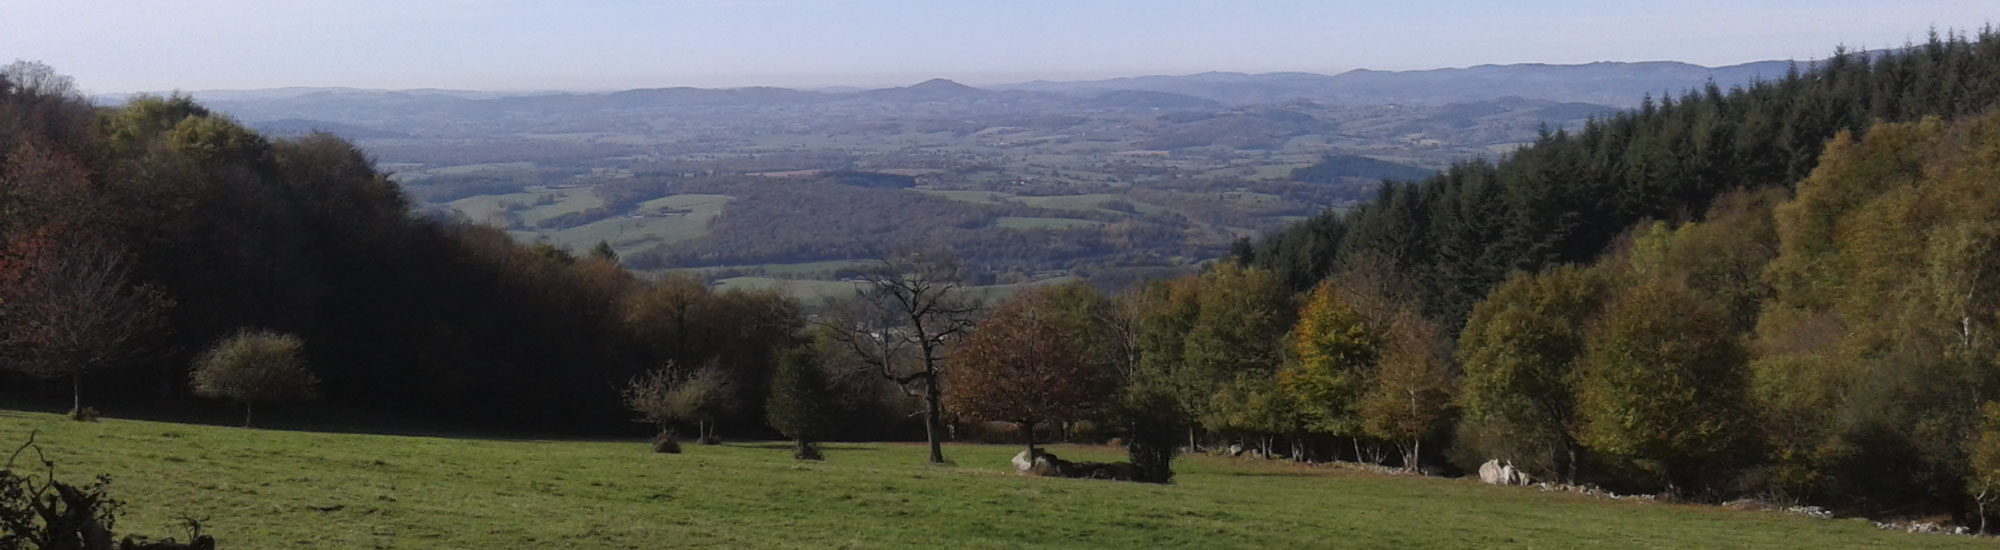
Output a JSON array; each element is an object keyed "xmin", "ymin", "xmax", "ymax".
[
  {"xmin": 1227, "ymin": 444, "xmax": 1245, "ymax": 457},
  {"xmin": 1478, "ymin": 459, "xmax": 1531, "ymax": 485},
  {"xmin": 1011, "ymin": 450, "xmax": 1036, "ymax": 472}
]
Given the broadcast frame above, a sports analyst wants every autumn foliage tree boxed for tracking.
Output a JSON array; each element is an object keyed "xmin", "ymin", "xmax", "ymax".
[
  {"xmin": 0, "ymin": 232, "xmax": 167, "ymax": 417},
  {"xmin": 945, "ymin": 285, "xmax": 1117, "ymax": 456}
]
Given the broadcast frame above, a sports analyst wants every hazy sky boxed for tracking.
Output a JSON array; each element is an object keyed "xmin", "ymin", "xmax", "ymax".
[{"xmin": 2, "ymin": 0, "xmax": 1991, "ymax": 93}]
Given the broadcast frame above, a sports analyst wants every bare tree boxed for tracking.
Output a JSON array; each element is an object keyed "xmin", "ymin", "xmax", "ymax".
[
  {"xmin": 0, "ymin": 232, "xmax": 169, "ymax": 416},
  {"xmin": 823, "ymin": 247, "xmax": 976, "ymax": 464}
]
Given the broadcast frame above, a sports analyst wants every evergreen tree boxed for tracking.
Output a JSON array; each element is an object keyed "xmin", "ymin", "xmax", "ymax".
[{"xmin": 766, "ymin": 347, "xmax": 835, "ymax": 460}]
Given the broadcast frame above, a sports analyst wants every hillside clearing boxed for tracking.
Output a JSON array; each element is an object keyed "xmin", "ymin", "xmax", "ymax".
[{"xmin": 0, "ymin": 413, "xmax": 1969, "ymax": 549}]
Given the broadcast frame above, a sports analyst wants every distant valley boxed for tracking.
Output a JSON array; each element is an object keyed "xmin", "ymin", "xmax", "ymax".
[{"xmin": 112, "ymin": 58, "xmax": 1802, "ymax": 298}]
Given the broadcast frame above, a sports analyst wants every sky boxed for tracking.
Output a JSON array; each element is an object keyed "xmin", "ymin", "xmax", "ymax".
[{"xmin": 1, "ymin": 0, "xmax": 1992, "ymax": 94}]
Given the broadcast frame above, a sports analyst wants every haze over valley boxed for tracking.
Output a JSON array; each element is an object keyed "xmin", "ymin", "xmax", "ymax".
[{"xmin": 140, "ymin": 58, "xmax": 1799, "ymax": 297}]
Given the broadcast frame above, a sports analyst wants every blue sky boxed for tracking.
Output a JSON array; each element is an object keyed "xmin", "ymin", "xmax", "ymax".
[{"xmin": 1, "ymin": 0, "xmax": 1991, "ymax": 93}]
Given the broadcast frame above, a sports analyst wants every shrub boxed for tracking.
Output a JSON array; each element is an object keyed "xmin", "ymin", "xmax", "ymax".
[
  {"xmin": 189, "ymin": 330, "xmax": 319, "ymax": 427},
  {"xmin": 650, "ymin": 433, "xmax": 681, "ymax": 454},
  {"xmin": 2, "ymin": 431, "xmax": 215, "ymax": 549},
  {"xmin": 766, "ymin": 347, "xmax": 835, "ymax": 460}
]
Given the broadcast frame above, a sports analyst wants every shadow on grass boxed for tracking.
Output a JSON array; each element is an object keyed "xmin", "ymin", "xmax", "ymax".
[
  {"xmin": 731, "ymin": 441, "xmax": 879, "ymax": 451},
  {"xmin": 1225, "ymin": 470, "xmax": 1323, "ymax": 478}
]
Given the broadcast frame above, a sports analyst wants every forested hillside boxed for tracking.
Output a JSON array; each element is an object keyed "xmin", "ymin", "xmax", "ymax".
[
  {"xmin": 1248, "ymin": 30, "xmax": 2000, "ymax": 330},
  {"xmin": 1126, "ymin": 29, "xmax": 2000, "ymax": 519},
  {"xmin": 0, "ymin": 64, "xmax": 804, "ymax": 432}
]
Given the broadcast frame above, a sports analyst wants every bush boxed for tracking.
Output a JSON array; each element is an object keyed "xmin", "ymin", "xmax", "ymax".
[
  {"xmin": 792, "ymin": 442, "xmax": 823, "ymax": 461},
  {"xmin": 189, "ymin": 330, "xmax": 319, "ymax": 427},
  {"xmin": 65, "ymin": 407, "xmax": 99, "ymax": 422},
  {"xmin": 650, "ymin": 433, "xmax": 681, "ymax": 454},
  {"xmin": 2, "ymin": 431, "xmax": 216, "ymax": 549},
  {"xmin": 1117, "ymin": 383, "xmax": 1185, "ymax": 484}
]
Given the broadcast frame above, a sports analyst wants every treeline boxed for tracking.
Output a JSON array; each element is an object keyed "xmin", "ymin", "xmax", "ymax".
[
  {"xmin": 1087, "ymin": 108, "xmax": 2000, "ymax": 518},
  {"xmin": 0, "ymin": 64, "xmax": 811, "ymax": 433},
  {"xmin": 1249, "ymin": 30, "xmax": 2000, "ymax": 330},
  {"xmin": 624, "ymin": 178, "xmax": 1202, "ymax": 274},
  {"xmin": 1135, "ymin": 30, "xmax": 2000, "ymax": 521},
  {"xmin": 1289, "ymin": 154, "xmax": 1433, "ymax": 184}
]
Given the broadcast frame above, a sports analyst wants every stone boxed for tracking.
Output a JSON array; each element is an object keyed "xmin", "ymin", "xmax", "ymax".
[{"xmin": 1478, "ymin": 459, "xmax": 1530, "ymax": 485}]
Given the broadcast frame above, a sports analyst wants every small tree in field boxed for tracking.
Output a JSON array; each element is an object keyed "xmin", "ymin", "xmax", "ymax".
[
  {"xmin": 766, "ymin": 347, "xmax": 836, "ymax": 460},
  {"xmin": 190, "ymin": 330, "xmax": 319, "ymax": 427},
  {"xmin": 623, "ymin": 361, "xmax": 736, "ymax": 443}
]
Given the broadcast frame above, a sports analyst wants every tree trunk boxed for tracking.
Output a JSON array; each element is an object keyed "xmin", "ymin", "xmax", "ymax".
[
  {"xmin": 1352, "ymin": 438, "xmax": 1363, "ymax": 463},
  {"xmin": 71, "ymin": 373, "xmax": 81, "ymax": 415},
  {"xmin": 1024, "ymin": 420, "xmax": 1038, "ymax": 457},
  {"xmin": 1188, "ymin": 426, "xmax": 1198, "ymax": 454},
  {"xmin": 924, "ymin": 381, "xmax": 946, "ymax": 464},
  {"xmin": 245, "ymin": 402, "xmax": 253, "ymax": 428}
]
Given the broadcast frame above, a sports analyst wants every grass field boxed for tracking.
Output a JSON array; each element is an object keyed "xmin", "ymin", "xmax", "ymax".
[
  {"xmin": 711, "ymin": 276, "xmax": 863, "ymax": 303},
  {"xmin": 0, "ymin": 412, "xmax": 1969, "ymax": 549},
  {"xmin": 547, "ymin": 194, "xmax": 732, "ymax": 256},
  {"xmin": 993, "ymin": 217, "xmax": 1104, "ymax": 230}
]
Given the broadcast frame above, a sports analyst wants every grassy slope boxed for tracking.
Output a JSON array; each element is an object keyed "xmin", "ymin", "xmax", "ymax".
[{"xmin": 0, "ymin": 412, "xmax": 1966, "ymax": 549}]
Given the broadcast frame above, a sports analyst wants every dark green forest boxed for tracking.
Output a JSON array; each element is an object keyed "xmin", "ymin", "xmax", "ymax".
[{"xmin": 1249, "ymin": 31, "xmax": 2000, "ymax": 330}]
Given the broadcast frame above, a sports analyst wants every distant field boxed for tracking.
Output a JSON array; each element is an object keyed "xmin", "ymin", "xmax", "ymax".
[
  {"xmin": 993, "ymin": 217, "xmax": 1103, "ymax": 230},
  {"xmin": 711, "ymin": 276, "xmax": 862, "ymax": 303},
  {"xmin": 0, "ymin": 412, "xmax": 1968, "ymax": 549},
  {"xmin": 481, "ymin": 193, "xmax": 731, "ymax": 257},
  {"xmin": 668, "ymin": 259, "xmax": 878, "ymax": 278},
  {"xmin": 446, "ymin": 187, "xmax": 605, "ymax": 228}
]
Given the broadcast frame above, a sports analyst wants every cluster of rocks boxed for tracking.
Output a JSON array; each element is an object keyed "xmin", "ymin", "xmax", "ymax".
[
  {"xmin": 1720, "ymin": 499, "xmax": 1832, "ymax": 519},
  {"xmin": 1874, "ymin": 521, "xmax": 1974, "ymax": 536},
  {"xmin": 1533, "ymin": 482, "xmax": 1657, "ymax": 502}
]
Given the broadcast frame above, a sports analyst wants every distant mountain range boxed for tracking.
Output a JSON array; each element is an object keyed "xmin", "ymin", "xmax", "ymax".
[
  {"xmin": 996, "ymin": 60, "xmax": 1800, "ymax": 106},
  {"xmin": 104, "ymin": 58, "xmax": 1806, "ymax": 116}
]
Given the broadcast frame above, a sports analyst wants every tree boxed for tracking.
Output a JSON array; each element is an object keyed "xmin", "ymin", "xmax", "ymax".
[
  {"xmin": 1202, "ymin": 373, "xmax": 1294, "ymax": 458},
  {"xmin": 1280, "ymin": 280, "xmax": 1377, "ymax": 449},
  {"xmin": 189, "ymin": 330, "xmax": 319, "ymax": 427},
  {"xmin": 672, "ymin": 364, "xmax": 736, "ymax": 443},
  {"xmin": 1575, "ymin": 280, "xmax": 1748, "ymax": 494},
  {"xmin": 1455, "ymin": 266, "xmax": 1607, "ymax": 481},
  {"xmin": 622, "ymin": 361, "xmax": 737, "ymax": 443},
  {"xmin": 1358, "ymin": 310, "xmax": 1455, "ymax": 471},
  {"xmin": 1142, "ymin": 263, "xmax": 1292, "ymax": 452},
  {"xmin": 767, "ymin": 347, "xmax": 836, "ymax": 460},
  {"xmin": 944, "ymin": 286, "xmax": 1116, "ymax": 457},
  {"xmin": 589, "ymin": 240, "xmax": 618, "ymax": 263},
  {"xmin": 623, "ymin": 365, "xmax": 681, "ymax": 435},
  {"xmin": 0, "ymin": 232, "xmax": 167, "ymax": 417},
  {"xmin": 823, "ymin": 247, "xmax": 976, "ymax": 464}
]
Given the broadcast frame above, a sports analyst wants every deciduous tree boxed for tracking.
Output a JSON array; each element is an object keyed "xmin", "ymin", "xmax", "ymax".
[
  {"xmin": 944, "ymin": 286, "xmax": 1116, "ymax": 456},
  {"xmin": 189, "ymin": 329, "xmax": 319, "ymax": 427},
  {"xmin": 824, "ymin": 247, "xmax": 976, "ymax": 464},
  {"xmin": 0, "ymin": 232, "xmax": 168, "ymax": 417}
]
